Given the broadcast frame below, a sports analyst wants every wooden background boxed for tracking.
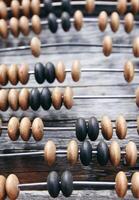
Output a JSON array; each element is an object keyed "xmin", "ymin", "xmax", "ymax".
[{"xmin": 0, "ymin": 1, "xmax": 139, "ymax": 199}]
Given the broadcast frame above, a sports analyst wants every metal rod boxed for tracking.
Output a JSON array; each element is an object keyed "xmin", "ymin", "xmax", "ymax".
[{"xmin": 73, "ymin": 94, "xmax": 135, "ymax": 99}]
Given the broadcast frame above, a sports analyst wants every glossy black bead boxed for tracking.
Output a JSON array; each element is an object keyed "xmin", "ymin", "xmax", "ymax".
[
  {"xmin": 80, "ymin": 141, "xmax": 92, "ymax": 166},
  {"xmin": 48, "ymin": 13, "xmax": 58, "ymax": 33},
  {"xmin": 34, "ymin": 62, "xmax": 45, "ymax": 84},
  {"xmin": 40, "ymin": 88, "xmax": 52, "ymax": 110},
  {"xmin": 44, "ymin": 0, "xmax": 52, "ymax": 14},
  {"xmin": 97, "ymin": 141, "xmax": 109, "ymax": 166},
  {"xmin": 47, "ymin": 171, "xmax": 60, "ymax": 198},
  {"xmin": 44, "ymin": 62, "xmax": 56, "ymax": 83},
  {"xmin": 29, "ymin": 88, "xmax": 40, "ymax": 110},
  {"xmin": 62, "ymin": 0, "xmax": 71, "ymax": 13},
  {"xmin": 61, "ymin": 170, "xmax": 73, "ymax": 197},
  {"xmin": 61, "ymin": 12, "xmax": 71, "ymax": 32},
  {"xmin": 88, "ymin": 117, "xmax": 99, "ymax": 141},
  {"xmin": 75, "ymin": 118, "xmax": 87, "ymax": 141}
]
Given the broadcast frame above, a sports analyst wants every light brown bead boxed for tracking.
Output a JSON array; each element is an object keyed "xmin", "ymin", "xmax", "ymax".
[
  {"xmin": 135, "ymin": 87, "xmax": 139, "ymax": 107},
  {"xmin": 8, "ymin": 117, "xmax": 20, "ymax": 141},
  {"xmin": 55, "ymin": 61, "xmax": 66, "ymax": 83},
  {"xmin": 133, "ymin": 37, "xmax": 139, "ymax": 57},
  {"xmin": 101, "ymin": 115, "xmax": 113, "ymax": 140},
  {"xmin": 44, "ymin": 140, "xmax": 56, "ymax": 166},
  {"xmin": 32, "ymin": 118, "xmax": 44, "ymax": 141},
  {"xmin": 109, "ymin": 141, "xmax": 121, "ymax": 167},
  {"xmin": 52, "ymin": 87, "xmax": 63, "ymax": 110},
  {"xmin": 8, "ymin": 89, "xmax": 19, "ymax": 111},
  {"xmin": 6, "ymin": 174, "xmax": 20, "ymax": 200},
  {"xmin": 11, "ymin": 0, "xmax": 20, "ymax": 18},
  {"xmin": 124, "ymin": 13, "xmax": 134, "ymax": 33},
  {"xmin": 124, "ymin": 61, "xmax": 134, "ymax": 83},
  {"xmin": 30, "ymin": 36, "xmax": 41, "ymax": 57},
  {"xmin": 131, "ymin": 172, "xmax": 139, "ymax": 198},
  {"xmin": 131, "ymin": 0, "xmax": 139, "ymax": 13},
  {"xmin": 74, "ymin": 10, "xmax": 83, "ymax": 31},
  {"xmin": 31, "ymin": 15, "xmax": 41, "ymax": 35},
  {"xmin": 31, "ymin": 0, "xmax": 40, "ymax": 15},
  {"xmin": 115, "ymin": 171, "xmax": 128, "ymax": 198},
  {"xmin": 9, "ymin": 17, "xmax": 19, "ymax": 37},
  {"xmin": 0, "ymin": 1, "xmax": 7, "ymax": 19},
  {"xmin": 0, "ymin": 64, "xmax": 8, "ymax": 85},
  {"xmin": 19, "ymin": 88, "xmax": 29, "ymax": 110},
  {"xmin": 0, "ymin": 175, "xmax": 6, "ymax": 200},
  {"xmin": 67, "ymin": 139, "xmax": 78, "ymax": 165},
  {"xmin": 85, "ymin": 0, "xmax": 95, "ymax": 14},
  {"xmin": 0, "ymin": 19, "xmax": 8, "ymax": 39},
  {"xmin": 71, "ymin": 60, "xmax": 81, "ymax": 82},
  {"xmin": 125, "ymin": 141, "xmax": 137, "ymax": 167},
  {"xmin": 18, "ymin": 63, "xmax": 29, "ymax": 84},
  {"xmin": 0, "ymin": 89, "xmax": 9, "ymax": 111},
  {"xmin": 20, "ymin": 117, "xmax": 31, "ymax": 141},
  {"xmin": 8, "ymin": 64, "xmax": 18, "ymax": 85},
  {"xmin": 22, "ymin": 0, "xmax": 30, "ymax": 17},
  {"xmin": 102, "ymin": 36, "xmax": 112, "ymax": 57},
  {"xmin": 115, "ymin": 115, "xmax": 127, "ymax": 139},
  {"xmin": 117, "ymin": 0, "xmax": 127, "ymax": 14},
  {"xmin": 63, "ymin": 87, "xmax": 73, "ymax": 109},
  {"xmin": 98, "ymin": 11, "xmax": 108, "ymax": 32},
  {"xmin": 110, "ymin": 12, "xmax": 120, "ymax": 32},
  {"xmin": 19, "ymin": 16, "xmax": 30, "ymax": 36}
]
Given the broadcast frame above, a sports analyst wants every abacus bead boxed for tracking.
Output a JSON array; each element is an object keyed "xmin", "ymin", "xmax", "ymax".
[
  {"xmin": 30, "ymin": 37, "xmax": 41, "ymax": 57},
  {"xmin": 19, "ymin": 88, "xmax": 29, "ymax": 110},
  {"xmin": 85, "ymin": 0, "xmax": 95, "ymax": 14},
  {"xmin": 32, "ymin": 118, "xmax": 44, "ymax": 141},
  {"xmin": 67, "ymin": 139, "xmax": 78, "ymax": 165},
  {"xmin": 11, "ymin": 0, "xmax": 20, "ymax": 18},
  {"xmin": 88, "ymin": 117, "xmax": 99, "ymax": 141},
  {"xmin": 116, "ymin": 115, "xmax": 127, "ymax": 139},
  {"xmin": 76, "ymin": 118, "xmax": 87, "ymax": 141},
  {"xmin": 131, "ymin": 172, "xmax": 139, "ymax": 198},
  {"xmin": 32, "ymin": 15, "xmax": 41, "ymax": 34},
  {"xmin": 8, "ymin": 89, "xmax": 19, "ymax": 111},
  {"xmin": 101, "ymin": 116, "xmax": 113, "ymax": 140},
  {"xmin": 74, "ymin": 10, "xmax": 83, "ymax": 31},
  {"xmin": 44, "ymin": 0, "xmax": 52, "ymax": 14},
  {"xmin": 61, "ymin": 171, "xmax": 73, "ymax": 197},
  {"xmin": 29, "ymin": 88, "xmax": 40, "ymax": 110},
  {"xmin": 103, "ymin": 36, "xmax": 112, "ymax": 57},
  {"xmin": 71, "ymin": 60, "xmax": 81, "ymax": 82},
  {"xmin": 133, "ymin": 37, "xmax": 139, "ymax": 57},
  {"xmin": 0, "ymin": 19, "xmax": 8, "ymax": 39},
  {"xmin": 124, "ymin": 13, "xmax": 134, "ymax": 33},
  {"xmin": 45, "ymin": 62, "xmax": 56, "ymax": 83},
  {"xmin": 61, "ymin": 12, "xmax": 71, "ymax": 32},
  {"xmin": 55, "ymin": 61, "xmax": 66, "ymax": 83},
  {"xmin": 47, "ymin": 171, "xmax": 60, "ymax": 198},
  {"xmin": 44, "ymin": 140, "xmax": 56, "ymax": 166},
  {"xmin": 18, "ymin": 63, "xmax": 29, "ymax": 84},
  {"xmin": 19, "ymin": 16, "xmax": 30, "ymax": 36},
  {"xmin": 22, "ymin": 0, "xmax": 30, "ymax": 17},
  {"xmin": 109, "ymin": 141, "xmax": 121, "ymax": 167},
  {"xmin": 48, "ymin": 13, "xmax": 58, "ymax": 33},
  {"xmin": 0, "ymin": 64, "xmax": 8, "ymax": 85},
  {"xmin": 131, "ymin": 0, "xmax": 139, "ymax": 13},
  {"xmin": 80, "ymin": 141, "xmax": 92, "ymax": 166},
  {"xmin": 97, "ymin": 141, "xmax": 109, "ymax": 166},
  {"xmin": 63, "ymin": 87, "xmax": 73, "ymax": 109},
  {"xmin": 8, "ymin": 117, "xmax": 20, "ymax": 141},
  {"xmin": 117, "ymin": 0, "xmax": 127, "ymax": 14},
  {"xmin": 124, "ymin": 61, "xmax": 134, "ymax": 83},
  {"xmin": 0, "ymin": 90, "xmax": 9, "ymax": 111},
  {"xmin": 0, "ymin": 175, "xmax": 6, "ymax": 200},
  {"xmin": 136, "ymin": 87, "xmax": 139, "ymax": 107},
  {"xmin": 98, "ymin": 11, "xmax": 108, "ymax": 32},
  {"xmin": 8, "ymin": 64, "xmax": 18, "ymax": 85},
  {"xmin": 62, "ymin": 0, "xmax": 71, "ymax": 13},
  {"xmin": 6, "ymin": 174, "xmax": 20, "ymax": 200},
  {"xmin": 20, "ymin": 117, "xmax": 31, "ymax": 141},
  {"xmin": 110, "ymin": 12, "xmax": 120, "ymax": 32},
  {"xmin": 0, "ymin": 1, "xmax": 7, "ymax": 19},
  {"xmin": 51, "ymin": 87, "xmax": 63, "ymax": 110},
  {"xmin": 115, "ymin": 171, "xmax": 128, "ymax": 198},
  {"xmin": 41, "ymin": 88, "xmax": 52, "ymax": 110},
  {"xmin": 31, "ymin": 0, "xmax": 40, "ymax": 15},
  {"xmin": 125, "ymin": 141, "xmax": 137, "ymax": 167},
  {"xmin": 34, "ymin": 62, "xmax": 45, "ymax": 84},
  {"xmin": 9, "ymin": 17, "xmax": 19, "ymax": 37}
]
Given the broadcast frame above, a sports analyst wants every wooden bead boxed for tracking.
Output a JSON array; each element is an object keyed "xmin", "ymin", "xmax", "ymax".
[
  {"xmin": 6, "ymin": 174, "xmax": 20, "ymax": 200},
  {"xmin": 11, "ymin": 0, "xmax": 20, "ymax": 18},
  {"xmin": 19, "ymin": 16, "xmax": 30, "ymax": 36},
  {"xmin": 18, "ymin": 63, "xmax": 29, "ymax": 84},
  {"xmin": 135, "ymin": 87, "xmax": 139, "ymax": 107},
  {"xmin": 20, "ymin": 117, "xmax": 31, "ymax": 141},
  {"xmin": 32, "ymin": 118, "xmax": 44, "ymax": 141},
  {"xmin": 74, "ymin": 10, "xmax": 83, "ymax": 31},
  {"xmin": 125, "ymin": 141, "xmax": 137, "ymax": 167},
  {"xmin": 8, "ymin": 64, "xmax": 18, "ymax": 85},
  {"xmin": 117, "ymin": 0, "xmax": 127, "ymax": 14},
  {"xmin": 55, "ymin": 61, "xmax": 66, "ymax": 83},
  {"xmin": 110, "ymin": 12, "xmax": 120, "ymax": 32},
  {"xmin": 31, "ymin": 15, "xmax": 41, "ymax": 34},
  {"xmin": 131, "ymin": 0, "xmax": 139, "ymax": 13},
  {"xmin": 0, "ymin": 1, "xmax": 7, "ymax": 19},
  {"xmin": 31, "ymin": 0, "xmax": 40, "ymax": 15},
  {"xmin": 19, "ymin": 88, "xmax": 29, "ymax": 110},
  {"xmin": 52, "ymin": 87, "xmax": 63, "ymax": 110},
  {"xmin": 0, "ymin": 19, "xmax": 8, "ymax": 39},
  {"xmin": 109, "ymin": 141, "xmax": 121, "ymax": 167},
  {"xmin": 63, "ymin": 87, "xmax": 73, "ymax": 109},
  {"xmin": 124, "ymin": 13, "xmax": 134, "ymax": 33},
  {"xmin": 8, "ymin": 117, "xmax": 20, "ymax": 141},
  {"xmin": 98, "ymin": 11, "xmax": 108, "ymax": 32},
  {"xmin": 22, "ymin": 0, "xmax": 30, "ymax": 17},
  {"xmin": 115, "ymin": 115, "xmax": 127, "ymax": 139},
  {"xmin": 102, "ymin": 36, "xmax": 112, "ymax": 57},
  {"xmin": 115, "ymin": 171, "xmax": 128, "ymax": 198},
  {"xmin": 30, "ymin": 36, "xmax": 41, "ymax": 57},
  {"xmin": 0, "ymin": 64, "xmax": 8, "ymax": 85},
  {"xmin": 101, "ymin": 115, "xmax": 113, "ymax": 140},
  {"xmin": 44, "ymin": 140, "xmax": 56, "ymax": 166},
  {"xmin": 85, "ymin": 0, "xmax": 95, "ymax": 14},
  {"xmin": 71, "ymin": 60, "xmax": 81, "ymax": 82},
  {"xmin": 131, "ymin": 172, "xmax": 139, "ymax": 198},
  {"xmin": 67, "ymin": 140, "xmax": 78, "ymax": 165},
  {"xmin": 124, "ymin": 61, "xmax": 134, "ymax": 83},
  {"xmin": 0, "ymin": 89, "xmax": 9, "ymax": 111},
  {"xmin": 9, "ymin": 17, "xmax": 19, "ymax": 37},
  {"xmin": 0, "ymin": 175, "xmax": 6, "ymax": 200},
  {"xmin": 133, "ymin": 37, "xmax": 139, "ymax": 57},
  {"xmin": 8, "ymin": 89, "xmax": 19, "ymax": 111}
]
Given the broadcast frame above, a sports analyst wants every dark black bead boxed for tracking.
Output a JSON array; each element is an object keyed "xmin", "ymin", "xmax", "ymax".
[
  {"xmin": 47, "ymin": 171, "xmax": 60, "ymax": 198},
  {"xmin": 88, "ymin": 117, "xmax": 99, "ymax": 141},
  {"xmin": 61, "ymin": 12, "xmax": 71, "ymax": 32},
  {"xmin": 48, "ymin": 13, "xmax": 58, "ymax": 33},
  {"xmin": 44, "ymin": 62, "xmax": 55, "ymax": 83},
  {"xmin": 40, "ymin": 88, "xmax": 52, "ymax": 110},
  {"xmin": 62, "ymin": 0, "xmax": 71, "ymax": 13},
  {"xmin": 97, "ymin": 141, "xmax": 109, "ymax": 166},
  {"xmin": 29, "ymin": 88, "xmax": 40, "ymax": 110},
  {"xmin": 61, "ymin": 170, "xmax": 73, "ymax": 197},
  {"xmin": 80, "ymin": 141, "xmax": 92, "ymax": 166},
  {"xmin": 34, "ymin": 62, "xmax": 45, "ymax": 84},
  {"xmin": 44, "ymin": 0, "xmax": 52, "ymax": 14},
  {"xmin": 75, "ymin": 118, "xmax": 87, "ymax": 141}
]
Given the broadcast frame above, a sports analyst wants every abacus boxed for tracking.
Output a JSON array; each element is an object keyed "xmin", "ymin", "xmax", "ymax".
[{"xmin": 0, "ymin": 0, "xmax": 139, "ymax": 199}]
